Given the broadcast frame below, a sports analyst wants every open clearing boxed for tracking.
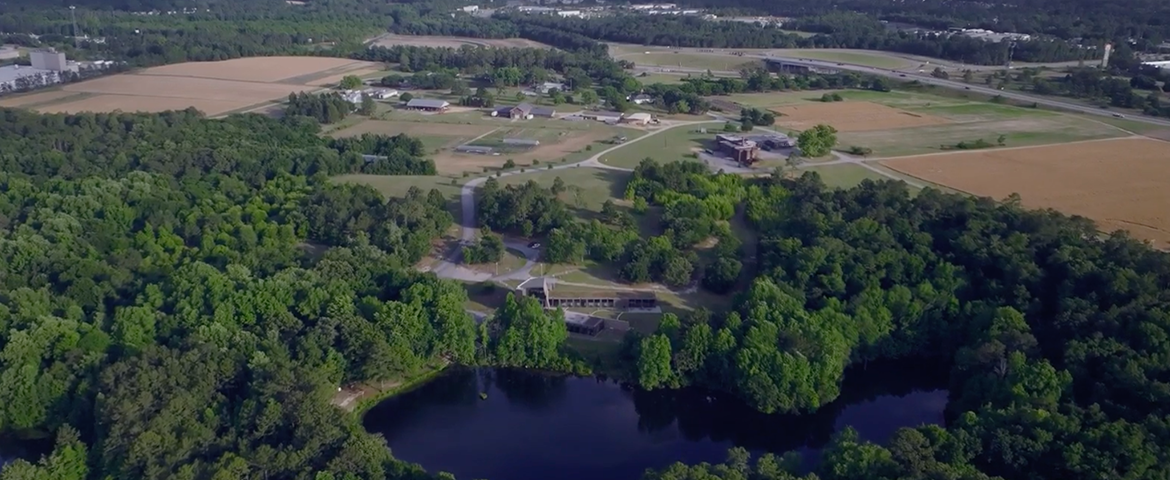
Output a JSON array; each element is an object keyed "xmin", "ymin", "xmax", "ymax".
[
  {"xmin": 620, "ymin": 52, "xmax": 757, "ymax": 71},
  {"xmin": 136, "ymin": 57, "xmax": 375, "ymax": 83},
  {"xmin": 772, "ymin": 101, "xmax": 947, "ymax": 132},
  {"xmin": 22, "ymin": 56, "xmax": 377, "ymax": 117},
  {"xmin": 882, "ymin": 138, "xmax": 1170, "ymax": 248},
  {"xmin": 435, "ymin": 128, "xmax": 609, "ymax": 174},
  {"xmin": 601, "ymin": 122, "xmax": 725, "ymax": 168},
  {"xmin": 800, "ymin": 164, "xmax": 891, "ymax": 189},
  {"xmin": 370, "ymin": 34, "xmax": 550, "ymax": 49},
  {"xmin": 0, "ymin": 90, "xmax": 81, "ymax": 108}
]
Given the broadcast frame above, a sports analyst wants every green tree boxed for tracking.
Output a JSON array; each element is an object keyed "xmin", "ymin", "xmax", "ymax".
[
  {"xmin": 339, "ymin": 75, "xmax": 363, "ymax": 90},
  {"xmin": 399, "ymin": 92, "xmax": 414, "ymax": 103},
  {"xmin": 637, "ymin": 334, "xmax": 675, "ymax": 389},
  {"xmin": 358, "ymin": 94, "xmax": 376, "ymax": 116},
  {"xmin": 796, "ymin": 124, "xmax": 838, "ymax": 157}
]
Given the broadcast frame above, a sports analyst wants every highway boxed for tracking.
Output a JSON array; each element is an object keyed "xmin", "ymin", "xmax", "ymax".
[{"xmin": 636, "ymin": 55, "xmax": 1170, "ymax": 128}]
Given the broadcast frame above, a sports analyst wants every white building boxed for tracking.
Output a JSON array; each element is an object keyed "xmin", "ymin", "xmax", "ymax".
[
  {"xmin": 629, "ymin": 94, "xmax": 653, "ymax": 104},
  {"xmin": 1142, "ymin": 60, "xmax": 1170, "ymax": 70},
  {"xmin": 460, "ymin": 5, "xmax": 479, "ymax": 12},
  {"xmin": 517, "ymin": 6, "xmax": 557, "ymax": 13},
  {"xmin": 0, "ymin": 49, "xmax": 84, "ymax": 93},
  {"xmin": 624, "ymin": 112, "xmax": 653, "ymax": 125},
  {"xmin": 630, "ymin": 3, "xmax": 676, "ymax": 10},
  {"xmin": 557, "ymin": 10, "xmax": 581, "ymax": 17},
  {"xmin": 30, "ymin": 49, "xmax": 68, "ymax": 71},
  {"xmin": 536, "ymin": 81, "xmax": 566, "ymax": 93}
]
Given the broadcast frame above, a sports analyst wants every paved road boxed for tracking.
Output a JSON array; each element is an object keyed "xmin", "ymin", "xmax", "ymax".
[{"xmin": 429, "ymin": 120, "xmax": 711, "ymax": 281}]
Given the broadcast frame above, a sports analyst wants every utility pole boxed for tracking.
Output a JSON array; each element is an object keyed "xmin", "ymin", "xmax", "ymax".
[{"xmin": 69, "ymin": 6, "xmax": 78, "ymax": 48}]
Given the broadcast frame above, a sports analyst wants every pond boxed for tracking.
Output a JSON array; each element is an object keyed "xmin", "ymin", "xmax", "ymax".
[{"xmin": 363, "ymin": 361, "xmax": 949, "ymax": 480}]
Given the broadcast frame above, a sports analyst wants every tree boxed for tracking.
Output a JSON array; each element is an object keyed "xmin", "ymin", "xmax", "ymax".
[
  {"xmin": 637, "ymin": 335, "xmax": 674, "ymax": 389},
  {"xmin": 339, "ymin": 75, "xmax": 363, "ymax": 90},
  {"xmin": 358, "ymin": 94, "xmax": 376, "ymax": 116},
  {"xmin": 930, "ymin": 67, "xmax": 949, "ymax": 79},
  {"xmin": 399, "ymin": 92, "xmax": 414, "ymax": 103},
  {"xmin": 579, "ymin": 89, "xmax": 598, "ymax": 105},
  {"xmin": 996, "ymin": 134, "xmax": 1007, "ymax": 146},
  {"xmin": 796, "ymin": 124, "xmax": 838, "ymax": 157},
  {"xmin": 963, "ymin": 70, "xmax": 975, "ymax": 83}
]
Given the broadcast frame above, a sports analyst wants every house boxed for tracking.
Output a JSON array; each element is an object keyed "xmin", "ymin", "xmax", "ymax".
[
  {"xmin": 581, "ymin": 110, "xmax": 623, "ymax": 123},
  {"xmin": 493, "ymin": 103, "xmax": 557, "ymax": 119},
  {"xmin": 557, "ymin": 9, "xmax": 581, "ymax": 17},
  {"xmin": 623, "ymin": 112, "xmax": 653, "ymax": 125},
  {"xmin": 341, "ymin": 90, "xmax": 364, "ymax": 104},
  {"xmin": 715, "ymin": 133, "xmax": 760, "ymax": 165},
  {"xmin": 460, "ymin": 5, "xmax": 479, "ymax": 12},
  {"xmin": 535, "ymin": 82, "xmax": 566, "ymax": 93},
  {"xmin": 404, "ymin": 98, "xmax": 450, "ymax": 112},
  {"xmin": 530, "ymin": 106, "xmax": 556, "ymax": 118},
  {"xmin": 629, "ymin": 94, "xmax": 653, "ymax": 105},
  {"xmin": 365, "ymin": 88, "xmax": 398, "ymax": 99},
  {"xmin": 509, "ymin": 103, "xmax": 534, "ymax": 119}
]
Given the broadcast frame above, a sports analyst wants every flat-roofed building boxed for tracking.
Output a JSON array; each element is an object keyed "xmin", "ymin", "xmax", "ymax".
[
  {"xmin": 624, "ymin": 112, "xmax": 653, "ymax": 125},
  {"xmin": 405, "ymin": 98, "xmax": 450, "ymax": 112},
  {"xmin": 30, "ymin": 49, "xmax": 67, "ymax": 71},
  {"xmin": 716, "ymin": 133, "xmax": 760, "ymax": 165}
]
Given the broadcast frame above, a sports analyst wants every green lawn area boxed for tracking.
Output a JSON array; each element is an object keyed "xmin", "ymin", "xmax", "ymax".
[
  {"xmin": 771, "ymin": 49, "xmax": 914, "ymax": 69},
  {"xmin": 331, "ymin": 174, "xmax": 463, "ymax": 215},
  {"xmin": 623, "ymin": 52, "xmax": 758, "ymax": 71},
  {"xmin": 498, "ymin": 166, "xmax": 630, "ymax": 214},
  {"xmin": 600, "ymin": 122, "xmax": 725, "ymax": 168},
  {"xmin": 467, "ymin": 248, "xmax": 528, "ymax": 276},
  {"xmin": 634, "ymin": 73, "xmax": 689, "ymax": 85},
  {"xmin": 799, "ymin": 164, "xmax": 889, "ymax": 189}
]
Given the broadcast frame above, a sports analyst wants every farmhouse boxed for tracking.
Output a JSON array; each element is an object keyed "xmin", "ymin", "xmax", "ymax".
[
  {"xmin": 582, "ymin": 110, "xmax": 624, "ymax": 123},
  {"xmin": 716, "ymin": 133, "xmax": 760, "ymax": 165},
  {"xmin": 624, "ymin": 112, "xmax": 653, "ymax": 125},
  {"xmin": 629, "ymin": 94, "xmax": 653, "ymax": 105},
  {"xmin": 405, "ymin": 98, "xmax": 450, "ymax": 112}
]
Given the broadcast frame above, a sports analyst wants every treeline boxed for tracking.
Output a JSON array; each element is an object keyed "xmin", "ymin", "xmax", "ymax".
[
  {"xmin": 0, "ymin": 107, "xmax": 436, "ymax": 182},
  {"xmin": 285, "ymin": 91, "xmax": 354, "ymax": 124},
  {"xmin": 498, "ymin": 13, "xmax": 1094, "ymax": 65},
  {"xmin": 630, "ymin": 171, "xmax": 1170, "ymax": 478},
  {"xmin": 1028, "ymin": 66, "xmax": 1170, "ymax": 117},
  {"xmin": 642, "ymin": 69, "xmax": 890, "ymax": 113},
  {"xmin": 675, "ymin": 0, "xmax": 1170, "ymax": 46}
]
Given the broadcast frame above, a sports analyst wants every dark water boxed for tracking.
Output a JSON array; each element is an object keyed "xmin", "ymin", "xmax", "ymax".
[
  {"xmin": 363, "ymin": 362, "xmax": 949, "ymax": 480},
  {"xmin": 0, "ymin": 437, "xmax": 50, "ymax": 468}
]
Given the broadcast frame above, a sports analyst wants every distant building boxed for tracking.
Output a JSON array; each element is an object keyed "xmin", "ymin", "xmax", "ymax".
[
  {"xmin": 460, "ymin": 5, "xmax": 479, "ymax": 12},
  {"xmin": 1142, "ymin": 60, "xmax": 1170, "ymax": 70},
  {"xmin": 535, "ymin": 81, "xmax": 566, "ymax": 93},
  {"xmin": 364, "ymin": 88, "xmax": 398, "ymax": 99},
  {"xmin": 517, "ymin": 6, "xmax": 557, "ymax": 13},
  {"xmin": 341, "ymin": 90, "xmax": 364, "ymax": 104},
  {"xmin": 629, "ymin": 93, "xmax": 653, "ymax": 104},
  {"xmin": 624, "ymin": 112, "xmax": 653, "ymax": 125},
  {"xmin": 404, "ymin": 98, "xmax": 450, "ymax": 112},
  {"xmin": 30, "ymin": 49, "xmax": 67, "ymax": 71},
  {"xmin": 556, "ymin": 9, "xmax": 581, "ymax": 17},
  {"xmin": 517, "ymin": 277, "xmax": 657, "ymax": 333},
  {"xmin": 715, "ymin": 133, "xmax": 759, "ymax": 165},
  {"xmin": 581, "ymin": 110, "xmax": 623, "ymax": 123}
]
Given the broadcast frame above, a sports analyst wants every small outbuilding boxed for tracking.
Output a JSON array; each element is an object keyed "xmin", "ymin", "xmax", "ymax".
[
  {"xmin": 455, "ymin": 145, "xmax": 494, "ymax": 155},
  {"xmin": 624, "ymin": 112, "xmax": 653, "ymax": 125},
  {"xmin": 582, "ymin": 110, "xmax": 624, "ymax": 123}
]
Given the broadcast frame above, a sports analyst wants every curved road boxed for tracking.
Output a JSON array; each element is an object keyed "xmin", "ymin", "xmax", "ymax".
[{"xmin": 429, "ymin": 119, "xmax": 712, "ymax": 281}]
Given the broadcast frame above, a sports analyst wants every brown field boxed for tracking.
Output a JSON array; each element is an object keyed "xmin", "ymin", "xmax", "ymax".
[
  {"xmin": 36, "ymin": 94, "xmax": 244, "ymax": 116},
  {"xmin": 370, "ymin": 34, "xmax": 550, "ymax": 49},
  {"xmin": 136, "ymin": 56, "xmax": 375, "ymax": 83},
  {"xmin": 0, "ymin": 90, "xmax": 80, "ymax": 108},
  {"xmin": 773, "ymin": 101, "xmax": 947, "ymax": 132},
  {"xmin": 882, "ymin": 137, "xmax": 1170, "ymax": 247}
]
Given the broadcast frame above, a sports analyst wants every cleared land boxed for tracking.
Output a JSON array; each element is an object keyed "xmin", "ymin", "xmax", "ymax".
[
  {"xmin": 23, "ymin": 56, "xmax": 376, "ymax": 116},
  {"xmin": 882, "ymin": 138, "xmax": 1170, "ymax": 248},
  {"xmin": 370, "ymin": 34, "xmax": 549, "ymax": 49},
  {"xmin": 621, "ymin": 52, "xmax": 757, "ymax": 71},
  {"xmin": 801, "ymin": 164, "xmax": 890, "ymax": 189},
  {"xmin": 772, "ymin": 101, "xmax": 947, "ymax": 132},
  {"xmin": 135, "ymin": 57, "xmax": 375, "ymax": 83},
  {"xmin": 601, "ymin": 122, "xmax": 725, "ymax": 168},
  {"xmin": 0, "ymin": 90, "xmax": 81, "ymax": 108}
]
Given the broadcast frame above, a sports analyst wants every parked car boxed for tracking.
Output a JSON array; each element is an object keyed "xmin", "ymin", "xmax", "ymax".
[
  {"xmin": 1113, "ymin": 113, "xmax": 1125, "ymax": 118},
  {"xmin": 528, "ymin": 242, "xmax": 541, "ymax": 249}
]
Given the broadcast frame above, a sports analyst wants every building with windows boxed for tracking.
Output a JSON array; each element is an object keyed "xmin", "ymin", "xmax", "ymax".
[
  {"xmin": 716, "ymin": 134, "xmax": 760, "ymax": 165},
  {"xmin": 517, "ymin": 277, "xmax": 658, "ymax": 313}
]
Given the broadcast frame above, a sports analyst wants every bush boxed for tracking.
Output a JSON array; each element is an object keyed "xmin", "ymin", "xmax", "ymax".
[{"xmin": 846, "ymin": 146, "xmax": 873, "ymax": 156}]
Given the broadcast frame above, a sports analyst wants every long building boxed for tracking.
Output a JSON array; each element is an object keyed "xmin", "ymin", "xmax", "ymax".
[{"xmin": 516, "ymin": 277, "xmax": 657, "ymax": 336}]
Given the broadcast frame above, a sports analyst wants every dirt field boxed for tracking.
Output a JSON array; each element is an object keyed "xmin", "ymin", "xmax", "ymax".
[
  {"xmin": 881, "ymin": 138, "xmax": 1170, "ymax": 247},
  {"xmin": 773, "ymin": 101, "xmax": 948, "ymax": 132},
  {"xmin": 0, "ymin": 90, "xmax": 80, "ymax": 108},
  {"xmin": 136, "ymin": 57, "xmax": 375, "ymax": 83},
  {"xmin": 37, "ymin": 94, "xmax": 245, "ymax": 116},
  {"xmin": 53, "ymin": 76, "xmax": 307, "ymax": 115},
  {"xmin": 370, "ymin": 34, "xmax": 549, "ymax": 49}
]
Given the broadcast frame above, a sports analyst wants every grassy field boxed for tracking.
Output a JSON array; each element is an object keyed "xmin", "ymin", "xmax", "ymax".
[
  {"xmin": 621, "ymin": 52, "xmax": 757, "ymax": 71},
  {"xmin": 726, "ymin": 89, "xmax": 1132, "ymax": 157},
  {"xmin": 771, "ymin": 49, "xmax": 913, "ymax": 69},
  {"xmin": 799, "ymin": 164, "xmax": 890, "ymax": 189},
  {"xmin": 600, "ymin": 122, "xmax": 725, "ymax": 168},
  {"xmin": 331, "ymin": 174, "xmax": 463, "ymax": 215},
  {"xmin": 498, "ymin": 166, "xmax": 630, "ymax": 214}
]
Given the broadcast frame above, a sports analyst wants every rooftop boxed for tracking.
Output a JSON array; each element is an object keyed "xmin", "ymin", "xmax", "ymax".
[
  {"xmin": 587, "ymin": 110, "xmax": 624, "ymax": 118},
  {"xmin": 0, "ymin": 64, "xmax": 57, "ymax": 84},
  {"xmin": 626, "ymin": 112, "xmax": 652, "ymax": 120},
  {"xmin": 406, "ymin": 98, "xmax": 450, "ymax": 108}
]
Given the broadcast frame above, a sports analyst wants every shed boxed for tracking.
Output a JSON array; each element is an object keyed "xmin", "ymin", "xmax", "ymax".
[
  {"xmin": 530, "ymin": 106, "xmax": 556, "ymax": 118},
  {"xmin": 624, "ymin": 112, "xmax": 653, "ymax": 125},
  {"xmin": 583, "ymin": 110, "xmax": 623, "ymax": 123},
  {"xmin": 405, "ymin": 98, "xmax": 450, "ymax": 112}
]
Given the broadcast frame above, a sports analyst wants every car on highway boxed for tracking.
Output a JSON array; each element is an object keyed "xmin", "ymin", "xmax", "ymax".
[
  {"xmin": 1113, "ymin": 113, "xmax": 1125, "ymax": 118},
  {"xmin": 964, "ymin": 87, "xmax": 971, "ymax": 90},
  {"xmin": 899, "ymin": 74, "xmax": 907, "ymax": 77}
]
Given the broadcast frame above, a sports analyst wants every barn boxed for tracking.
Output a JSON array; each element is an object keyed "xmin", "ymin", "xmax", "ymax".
[{"xmin": 405, "ymin": 98, "xmax": 450, "ymax": 112}]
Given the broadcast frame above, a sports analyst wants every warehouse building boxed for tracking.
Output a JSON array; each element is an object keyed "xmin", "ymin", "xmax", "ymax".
[
  {"xmin": 454, "ymin": 145, "xmax": 494, "ymax": 155},
  {"xmin": 404, "ymin": 98, "xmax": 450, "ymax": 112},
  {"xmin": 624, "ymin": 112, "xmax": 653, "ymax": 125},
  {"xmin": 581, "ymin": 110, "xmax": 624, "ymax": 123},
  {"xmin": 716, "ymin": 133, "xmax": 760, "ymax": 165}
]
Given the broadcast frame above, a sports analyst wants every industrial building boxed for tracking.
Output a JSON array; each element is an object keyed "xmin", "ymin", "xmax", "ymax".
[
  {"xmin": 715, "ymin": 134, "xmax": 760, "ymax": 165},
  {"xmin": 581, "ymin": 110, "xmax": 624, "ymax": 123},
  {"xmin": 404, "ymin": 98, "xmax": 450, "ymax": 112},
  {"xmin": 517, "ymin": 276, "xmax": 658, "ymax": 331},
  {"xmin": 493, "ymin": 103, "xmax": 556, "ymax": 119},
  {"xmin": 0, "ymin": 48, "xmax": 79, "ymax": 93}
]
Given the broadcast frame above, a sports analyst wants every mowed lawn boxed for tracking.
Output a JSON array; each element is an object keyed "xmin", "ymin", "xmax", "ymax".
[
  {"xmin": 497, "ymin": 166, "xmax": 629, "ymax": 213},
  {"xmin": 799, "ymin": 164, "xmax": 892, "ymax": 189},
  {"xmin": 331, "ymin": 174, "xmax": 463, "ymax": 215},
  {"xmin": 724, "ymin": 89, "xmax": 1132, "ymax": 157},
  {"xmin": 600, "ymin": 122, "xmax": 725, "ymax": 168}
]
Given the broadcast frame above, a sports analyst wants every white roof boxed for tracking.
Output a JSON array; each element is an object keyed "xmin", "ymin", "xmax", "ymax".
[{"xmin": 626, "ymin": 113, "xmax": 652, "ymax": 120}]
